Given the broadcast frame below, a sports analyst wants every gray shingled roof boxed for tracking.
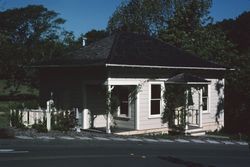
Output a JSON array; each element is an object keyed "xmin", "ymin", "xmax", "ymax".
[{"xmin": 38, "ymin": 32, "xmax": 225, "ymax": 69}]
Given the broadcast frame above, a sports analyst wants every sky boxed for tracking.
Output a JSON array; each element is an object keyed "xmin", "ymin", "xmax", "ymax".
[{"xmin": 1, "ymin": 0, "xmax": 250, "ymax": 37}]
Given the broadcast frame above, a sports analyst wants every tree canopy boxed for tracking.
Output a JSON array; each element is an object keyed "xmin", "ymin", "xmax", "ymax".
[
  {"xmin": 0, "ymin": 5, "xmax": 74, "ymax": 89},
  {"xmin": 83, "ymin": 29, "xmax": 108, "ymax": 45},
  {"xmin": 107, "ymin": 0, "xmax": 172, "ymax": 35},
  {"xmin": 215, "ymin": 11, "xmax": 250, "ymax": 54}
]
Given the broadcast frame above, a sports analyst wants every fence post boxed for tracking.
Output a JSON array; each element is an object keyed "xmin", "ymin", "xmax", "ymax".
[
  {"xmin": 9, "ymin": 109, "xmax": 12, "ymax": 127},
  {"xmin": 75, "ymin": 108, "xmax": 81, "ymax": 132},
  {"xmin": 46, "ymin": 100, "xmax": 53, "ymax": 131},
  {"xmin": 83, "ymin": 109, "xmax": 90, "ymax": 129},
  {"xmin": 199, "ymin": 88, "xmax": 203, "ymax": 128}
]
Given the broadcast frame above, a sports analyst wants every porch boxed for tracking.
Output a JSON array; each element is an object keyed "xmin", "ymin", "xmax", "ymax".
[
  {"xmin": 166, "ymin": 73, "xmax": 211, "ymax": 136},
  {"xmin": 104, "ymin": 73, "xmax": 210, "ymax": 135}
]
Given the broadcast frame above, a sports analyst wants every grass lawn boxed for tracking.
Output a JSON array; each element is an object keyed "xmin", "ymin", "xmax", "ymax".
[
  {"xmin": 0, "ymin": 80, "xmax": 39, "ymax": 128},
  {"xmin": 0, "ymin": 101, "xmax": 11, "ymax": 128},
  {"xmin": 0, "ymin": 80, "xmax": 38, "ymax": 96}
]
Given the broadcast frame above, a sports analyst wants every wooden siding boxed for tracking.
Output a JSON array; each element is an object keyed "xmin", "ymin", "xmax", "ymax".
[
  {"xmin": 135, "ymin": 78, "xmax": 224, "ymax": 130},
  {"xmin": 202, "ymin": 79, "xmax": 224, "ymax": 130},
  {"xmin": 138, "ymin": 81, "xmax": 168, "ymax": 130},
  {"xmin": 39, "ymin": 66, "xmax": 224, "ymax": 131}
]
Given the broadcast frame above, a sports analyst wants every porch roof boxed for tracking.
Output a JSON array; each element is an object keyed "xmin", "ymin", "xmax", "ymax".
[{"xmin": 165, "ymin": 73, "xmax": 211, "ymax": 85}]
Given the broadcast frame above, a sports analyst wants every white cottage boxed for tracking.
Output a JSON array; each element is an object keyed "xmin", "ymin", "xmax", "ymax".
[{"xmin": 37, "ymin": 32, "xmax": 226, "ymax": 135}]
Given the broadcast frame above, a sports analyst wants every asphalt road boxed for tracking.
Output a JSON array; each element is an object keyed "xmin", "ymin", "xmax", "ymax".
[{"xmin": 0, "ymin": 139, "xmax": 249, "ymax": 167}]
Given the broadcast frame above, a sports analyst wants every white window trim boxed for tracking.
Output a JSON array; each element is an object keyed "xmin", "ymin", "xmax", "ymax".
[
  {"xmin": 148, "ymin": 82, "xmax": 164, "ymax": 118},
  {"xmin": 202, "ymin": 84, "xmax": 211, "ymax": 113}
]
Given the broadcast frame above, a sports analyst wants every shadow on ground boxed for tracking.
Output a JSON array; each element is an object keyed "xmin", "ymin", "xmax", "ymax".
[{"xmin": 158, "ymin": 155, "xmax": 216, "ymax": 167}]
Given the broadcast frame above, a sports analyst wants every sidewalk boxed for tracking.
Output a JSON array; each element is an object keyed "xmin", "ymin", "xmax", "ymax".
[
  {"xmin": 12, "ymin": 134, "xmax": 249, "ymax": 146},
  {"xmin": 0, "ymin": 128, "xmax": 247, "ymax": 146}
]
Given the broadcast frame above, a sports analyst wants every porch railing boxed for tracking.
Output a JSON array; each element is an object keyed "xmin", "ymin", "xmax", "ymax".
[
  {"xmin": 174, "ymin": 108, "xmax": 200, "ymax": 128},
  {"xmin": 187, "ymin": 108, "xmax": 200, "ymax": 126}
]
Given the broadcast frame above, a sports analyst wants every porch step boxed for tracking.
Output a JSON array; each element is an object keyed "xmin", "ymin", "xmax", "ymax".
[
  {"xmin": 188, "ymin": 131, "xmax": 206, "ymax": 136},
  {"xmin": 185, "ymin": 128, "xmax": 206, "ymax": 136}
]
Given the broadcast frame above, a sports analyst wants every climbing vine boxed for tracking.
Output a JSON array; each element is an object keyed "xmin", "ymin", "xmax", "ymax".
[
  {"xmin": 162, "ymin": 84, "xmax": 197, "ymax": 131},
  {"xmin": 215, "ymin": 79, "xmax": 224, "ymax": 124}
]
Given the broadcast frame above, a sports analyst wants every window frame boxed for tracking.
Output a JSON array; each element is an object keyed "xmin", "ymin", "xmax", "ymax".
[
  {"xmin": 202, "ymin": 84, "xmax": 210, "ymax": 113},
  {"xmin": 149, "ymin": 82, "xmax": 164, "ymax": 118}
]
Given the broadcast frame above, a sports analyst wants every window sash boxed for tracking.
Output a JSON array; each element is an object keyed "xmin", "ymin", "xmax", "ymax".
[
  {"xmin": 202, "ymin": 85, "xmax": 209, "ymax": 111},
  {"xmin": 150, "ymin": 99, "xmax": 160, "ymax": 115},
  {"xmin": 150, "ymin": 84, "xmax": 161, "ymax": 116},
  {"xmin": 151, "ymin": 85, "xmax": 161, "ymax": 99}
]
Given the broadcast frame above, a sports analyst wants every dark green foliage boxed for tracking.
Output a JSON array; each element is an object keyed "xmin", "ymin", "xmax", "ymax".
[
  {"xmin": 8, "ymin": 100, "xmax": 39, "ymax": 110},
  {"xmin": 10, "ymin": 110, "xmax": 25, "ymax": 129},
  {"xmin": 216, "ymin": 96, "xmax": 224, "ymax": 123},
  {"xmin": 0, "ymin": 5, "xmax": 77, "ymax": 92},
  {"xmin": 215, "ymin": 11, "xmax": 250, "ymax": 53},
  {"xmin": 107, "ymin": 0, "xmax": 172, "ymax": 35},
  {"xmin": 32, "ymin": 118, "xmax": 47, "ymax": 133},
  {"xmin": 0, "ymin": 114, "xmax": 9, "ymax": 128},
  {"xmin": 215, "ymin": 12, "xmax": 250, "ymax": 135},
  {"xmin": 187, "ymin": 88, "xmax": 194, "ymax": 106},
  {"xmin": 83, "ymin": 29, "xmax": 108, "ymax": 45},
  {"xmin": 215, "ymin": 80, "xmax": 224, "ymax": 123},
  {"xmin": 51, "ymin": 111, "xmax": 77, "ymax": 131}
]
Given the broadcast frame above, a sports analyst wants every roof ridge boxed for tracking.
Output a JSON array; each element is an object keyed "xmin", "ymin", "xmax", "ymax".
[{"xmin": 105, "ymin": 33, "xmax": 120, "ymax": 64}]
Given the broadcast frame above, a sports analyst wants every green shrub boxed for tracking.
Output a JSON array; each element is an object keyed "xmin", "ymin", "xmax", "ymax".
[
  {"xmin": 51, "ymin": 111, "xmax": 77, "ymax": 131},
  {"xmin": 0, "ymin": 114, "xmax": 9, "ymax": 128},
  {"xmin": 0, "ymin": 103, "xmax": 10, "ymax": 128},
  {"xmin": 10, "ymin": 110, "xmax": 26, "ymax": 129},
  {"xmin": 8, "ymin": 100, "xmax": 39, "ymax": 129},
  {"xmin": 32, "ymin": 119, "xmax": 47, "ymax": 133}
]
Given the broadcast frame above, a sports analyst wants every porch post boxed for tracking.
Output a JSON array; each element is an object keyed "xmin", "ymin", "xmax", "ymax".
[
  {"xmin": 106, "ymin": 84, "xmax": 113, "ymax": 134},
  {"xmin": 136, "ymin": 89, "xmax": 140, "ymax": 130},
  {"xmin": 185, "ymin": 90, "xmax": 188, "ymax": 130},
  {"xmin": 46, "ymin": 99, "xmax": 53, "ymax": 131},
  {"xmin": 199, "ymin": 88, "xmax": 203, "ymax": 128}
]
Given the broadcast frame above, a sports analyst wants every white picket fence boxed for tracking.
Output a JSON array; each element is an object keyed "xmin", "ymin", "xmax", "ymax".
[
  {"xmin": 10, "ymin": 107, "xmax": 46, "ymax": 126},
  {"xmin": 9, "ymin": 100, "xmax": 94, "ymax": 131},
  {"xmin": 9, "ymin": 99, "xmax": 108, "ymax": 131}
]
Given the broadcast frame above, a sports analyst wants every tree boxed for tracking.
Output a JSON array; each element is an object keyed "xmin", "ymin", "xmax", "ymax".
[
  {"xmin": 215, "ymin": 11, "xmax": 250, "ymax": 53},
  {"xmin": 213, "ymin": 12, "xmax": 250, "ymax": 135},
  {"xmin": 0, "ymin": 5, "xmax": 68, "ymax": 90},
  {"xmin": 83, "ymin": 29, "xmax": 108, "ymax": 45},
  {"xmin": 107, "ymin": 0, "xmax": 172, "ymax": 35},
  {"xmin": 157, "ymin": 0, "xmax": 237, "ymax": 66}
]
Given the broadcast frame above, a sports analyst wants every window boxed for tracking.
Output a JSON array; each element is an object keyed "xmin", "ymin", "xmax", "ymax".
[
  {"xmin": 150, "ymin": 84, "xmax": 161, "ymax": 115},
  {"xmin": 202, "ymin": 85, "xmax": 209, "ymax": 111}
]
